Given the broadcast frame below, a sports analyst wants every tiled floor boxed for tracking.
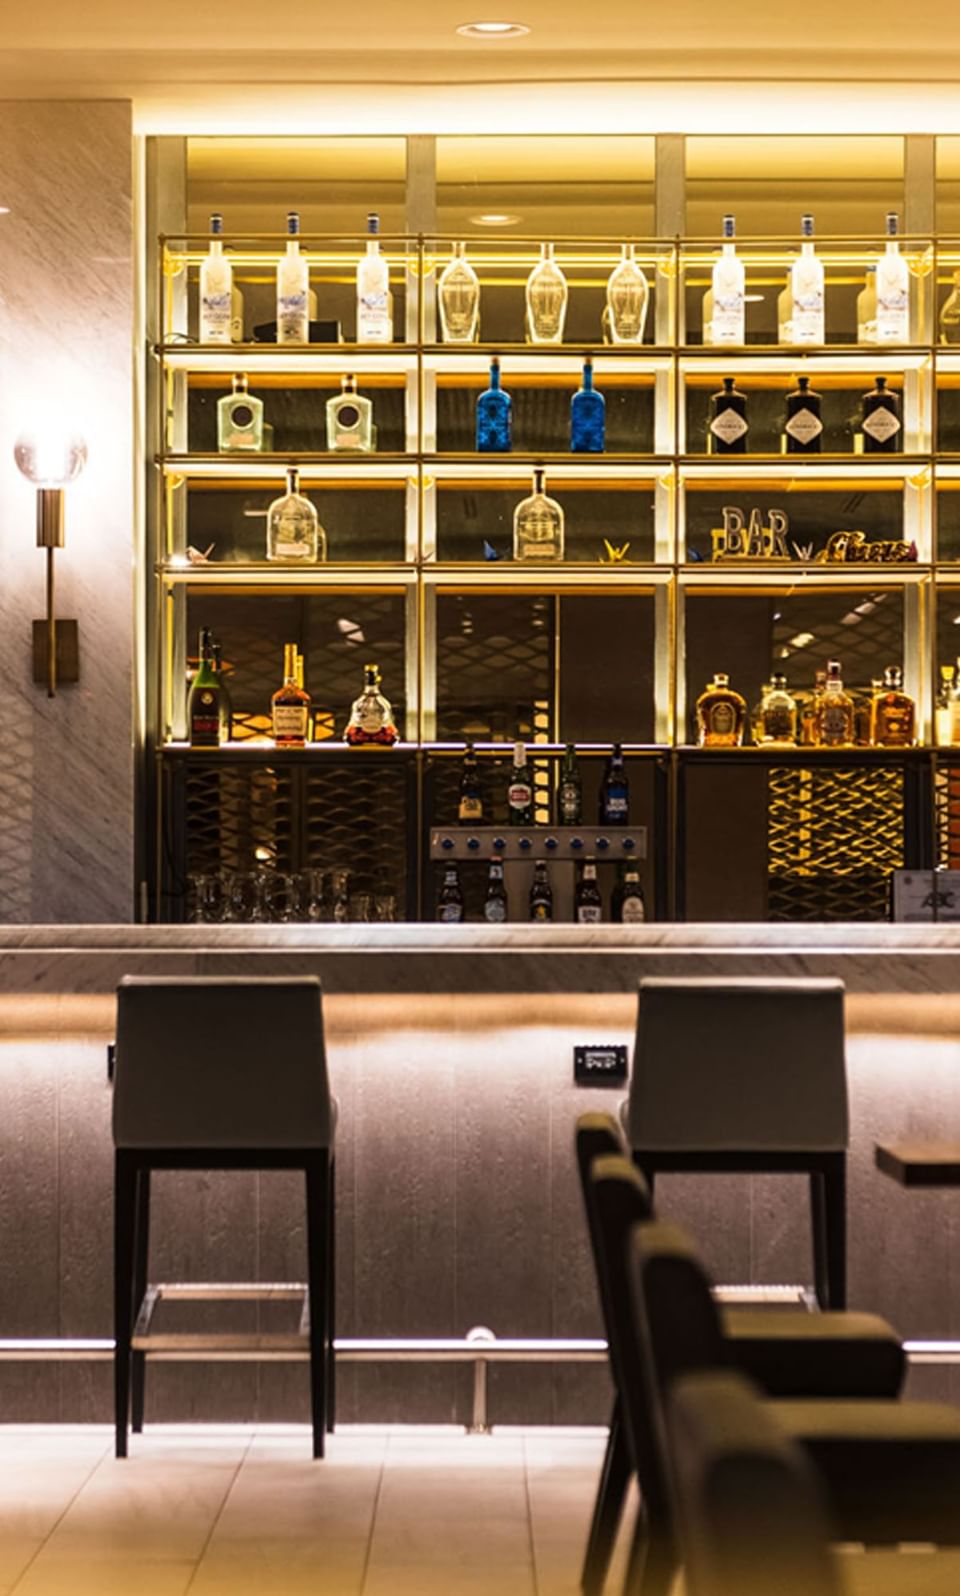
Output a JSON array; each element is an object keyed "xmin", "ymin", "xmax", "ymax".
[{"xmin": 0, "ymin": 1425, "xmax": 959, "ymax": 1596}]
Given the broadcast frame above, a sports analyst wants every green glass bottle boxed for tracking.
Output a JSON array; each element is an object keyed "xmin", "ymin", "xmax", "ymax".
[{"xmin": 188, "ymin": 628, "xmax": 222, "ymax": 747}]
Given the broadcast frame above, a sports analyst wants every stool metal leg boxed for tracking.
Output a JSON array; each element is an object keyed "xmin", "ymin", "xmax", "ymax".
[
  {"xmin": 581, "ymin": 1395, "xmax": 631, "ymax": 1596},
  {"xmin": 131, "ymin": 1168, "xmax": 151, "ymax": 1433},
  {"xmin": 824, "ymin": 1152, "xmax": 847, "ymax": 1311},
  {"xmin": 326, "ymin": 1156, "xmax": 336, "ymax": 1434},
  {"xmin": 810, "ymin": 1171, "xmax": 829, "ymax": 1310},
  {"xmin": 114, "ymin": 1150, "xmax": 138, "ymax": 1459},
  {"xmin": 305, "ymin": 1151, "xmax": 329, "ymax": 1459}
]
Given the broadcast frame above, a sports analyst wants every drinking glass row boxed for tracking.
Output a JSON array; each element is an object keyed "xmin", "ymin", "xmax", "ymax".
[{"xmin": 187, "ymin": 868, "xmax": 399, "ymax": 923}]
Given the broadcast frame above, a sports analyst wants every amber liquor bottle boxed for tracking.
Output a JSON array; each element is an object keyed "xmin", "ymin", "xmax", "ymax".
[
  {"xmin": 271, "ymin": 642, "xmax": 311, "ymax": 747},
  {"xmin": 815, "ymin": 659, "xmax": 856, "ymax": 746},
  {"xmin": 458, "ymin": 743, "xmax": 483, "ymax": 824},
  {"xmin": 695, "ymin": 672, "xmax": 746, "ymax": 747},
  {"xmin": 870, "ymin": 665, "xmax": 916, "ymax": 747}
]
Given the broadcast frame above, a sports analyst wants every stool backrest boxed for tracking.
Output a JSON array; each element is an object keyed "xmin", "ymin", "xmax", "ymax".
[
  {"xmin": 113, "ymin": 976, "xmax": 333, "ymax": 1149},
  {"xmin": 628, "ymin": 1218, "xmax": 728, "ymax": 1396},
  {"xmin": 627, "ymin": 977, "xmax": 848, "ymax": 1151},
  {"xmin": 574, "ymin": 1111, "xmax": 626, "ymax": 1195},
  {"xmin": 667, "ymin": 1371, "xmax": 841, "ymax": 1596}
]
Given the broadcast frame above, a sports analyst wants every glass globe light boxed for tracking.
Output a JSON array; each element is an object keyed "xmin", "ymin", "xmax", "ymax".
[{"xmin": 14, "ymin": 432, "xmax": 87, "ymax": 489}]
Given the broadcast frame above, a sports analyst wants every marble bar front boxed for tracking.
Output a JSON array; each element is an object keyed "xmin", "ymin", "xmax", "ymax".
[{"xmin": 2, "ymin": 924, "xmax": 960, "ymax": 1425}]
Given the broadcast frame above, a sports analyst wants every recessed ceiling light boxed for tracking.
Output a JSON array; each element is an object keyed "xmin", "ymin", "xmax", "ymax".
[
  {"xmin": 456, "ymin": 20, "xmax": 530, "ymax": 37},
  {"xmin": 0, "ymin": 207, "xmax": 10, "ymax": 216},
  {"xmin": 470, "ymin": 212, "xmax": 522, "ymax": 226}
]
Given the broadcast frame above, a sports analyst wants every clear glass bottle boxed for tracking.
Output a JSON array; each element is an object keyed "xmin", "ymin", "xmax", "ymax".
[
  {"xmin": 940, "ymin": 272, "xmax": 960, "ymax": 344},
  {"xmin": 708, "ymin": 377, "xmax": 748, "ymax": 454},
  {"xmin": 507, "ymin": 741, "xmax": 534, "ymax": 825},
  {"xmin": 357, "ymin": 213, "xmax": 392, "ymax": 344},
  {"xmin": 326, "ymin": 375, "xmax": 375, "ymax": 453},
  {"xmin": 525, "ymin": 243, "xmax": 568, "ymax": 345},
  {"xmin": 696, "ymin": 672, "xmax": 746, "ymax": 747},
  {"xmin": 271, "ymin": 642, "xmax": 311, "ymax": 748},
  {"xmin": 570, "ymin": 358, "xmax": 605, "ymax": 453},
  {"xmin": 757, "ymin": 674, "xmax": 798, "ymax": 746},
  {"xmin": 529, "ymin": 860, "xmax": 553, "ymax": 922},
  {"xmin": 575, "ymin": 859, "xmax": 603, "ymax": 923},
  {"xmin": 937, "ymin": 664, "xmax": 957, "ymax": 745},
  {"xmin": 187, "ymin": 627, "xmax": 223, "ymax": 747},
  {"xmin": 557, "ymin": 744, "xmax": 582, "ymax": 825},
  {"xmin": 871, "ymin": 665, "xmax": 916, "ymax": 747},
  {"xmin": 800, "ymin": 668, "xmax": 827, "ymax": 746},
  {"xmin": 857, "ymin": 267, "xmax": 878, "ymax": 345},
  {"xmin": 599, "ymin": 743, "xmax": 629, "ymax": 825},
  {"xmin": 604, "ymin": 242, "xmax": 649, "ymax": 344},
  {"xmin": 476, "ymin": 358, "xmax": 512, "ymax": 452},
  {"xmin": 199, "ymin": 214, "xmax": 238, "ymax": 345},
  {"xmin": 458, "ymin": 743, "xmax": 483, "ymax": 825},
  {"xmin": 483, "ymin": 858, "xmax": 508, "ymax": 922},
  {"xmin": 266, "ymin": 467, "xmax": 324, "ymax": 563},
  {"xmin": 861, "ymin": 377, "xmax": 902, "ymax": 453},
  {"xmin": 875, "ymin": 213, "xmax": 910, "ymax": 344},
  {"xmin": 344, "ymin": 663, "xmax": 399, "ymax": 746},
  {"xmin": 705, "ymin": 216, "xmax": 745, "ymax": 346},
  {"xmin": 437, "ymin": 864, "xmax": 464, "ymax": 923},
  {"xmin": 816, "ymin": 659, "xmax": 856, "ymax": 746},
  {"xmin": 277, "ymin": 212, "xmax": 309, "ymax": 345},
  {"xmin": 218, "ymin": 374, "xmax": 264, "ymax": 452},
  {"xmin": 438, "ymin": 241, "xmax": 480, "ymax": 343},
  {"xmin": 784, "ymin": 376, "xmax": 823, "ymax": 454},
  {"xmin": 513, "ymin": 467, "xmax": 564, "ymax": 562},
  {"xmin": 785, "ymin": 215, "xmax": 825, "ymax": 346}
]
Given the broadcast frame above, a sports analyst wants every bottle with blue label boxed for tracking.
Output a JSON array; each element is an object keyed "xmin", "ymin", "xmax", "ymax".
[
  {"xmin": 476, "ymin": 358, "xmax": 512, "ymax": 452},
  {"xmin": 599, "ymin": 743, "xmax": 629, "ymax": 825},
  {"xmin": 570, "ymin": 358, "xmax": 605, "ymax": 453}
]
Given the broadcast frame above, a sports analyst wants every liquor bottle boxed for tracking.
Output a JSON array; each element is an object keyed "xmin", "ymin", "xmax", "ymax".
[
  {"xmin": 437, "ymin": 864, "xmax": 464, "ymax": 923},
  {"xmin": 326, "ymin": 375, "xmax": 375, "ymax": 453},
  {"xmin": 483, "ymin": 858, "xmax": 508, "ymax": 923},
  {"xmin": 525, "ymin": 243, "xmax": 568, "ymax": 345},
  {"xmin": 529, "ymin": 860, "xmax": 553, "ymax": 922},
  {"xmin": 513, "ymin": 468, "xmax": 565, "ymax": 562},
  {"xmin": 599, "ymin": 743, "xmax": 629, "ymax": 824},
  {"xmin": 438, "ymin": 242, "xmax": 480, "ymax": 343},
  {"xmin": 757, "ymin": 674, "xmax": 797, "ymax": 746},
  {"xmin": 785, "ymin": 215, "xmax": 825, "ymax": 346},
  {"xmin": 570, "ymin": 358, "xmax": 606, "ymax": 453},
  {"xmin": 871, "ymin": 665, "xmax": 916, "ymax": 747},
  {"xmin": 199, "ymin": 214, "xmax": 235, "ymax": 345},
  {"xmin": 277, "ymin": 212, "xmax": 309, "ymax": 345},
  {"xmin": 187, "ymin": 628, "xmax": 223, "ymax": 747},
  {"xmin": 816, "ymin": 659, "xmax": 856, "ymax": 747},
  {"xmin": 458, "ymin": 743, "xmax": 483, "ymax": 825},
  {"xmin": 707, "ymin": 378, "xmax": 748, "ymax": 454},
  {"xmin": 507, "ymin": 741, "xmax": 534, "ymax": 825},
  {"xmin": 750, "ymin": 681, "xmax": 772, "ymax": 745},
  {"xmin": 613, "ymin": 862, "xmax": 646, "ymax": 924},
  {"xmin": 357, "ymin": 213, "xmax": 392, "ymax": 344},
  {"xmin": 857, "ymin": 268, "xmax": 877, "ymax": 345},
  {"xmin": 855, "ymin": 679, "xmax": 881, "ymax": 746},
  {"xmin": 271, "ymin": 643, "xmax": 311, "ymax": 748},
  {"xmin": 604, "ymin": 243, "xmax": 649, "ymax": 344},
  {"xmin": 784, "ymin": 376, "xmax": 823, "ymax": 454},
  {"xmin": 475, "ymin": 358, "xmax": 512, "ymax": 453},
  {"xmin": 218, "ymin": 374, "xmax": 264, "ymax": 452},
  {"xmin": 211, "ymin": 639, "xmax": 233, "ymax": 743},
  {"xmin": 937, "ymin": 664, "xmax": 957, "ymax": 745},
  {"xmin": 344, "ymin": 663, "xmax": 399, "ymax": 746},
  {"xmin": 799, "ymin": 669, "xmax": 827, "ymax": 747},
  {"xmin": 875, "ymin": 213, "xmax": 910, "ymax": 344},
  {"xmin": 705, "ymin": 216, "xmax": 745, "ymax": 347},
  {"xmin": 940, "ymin": 271, "xmax": 960, "ymax": 344},
  {"xmin": 294, "ymin": 650, "xmax": 312, "ymax": 741},
  {"xmin": 266, "ymin": 467, "xmax": 324, "ymax": 562},
  {"xmin": 696, "ymin": 673, "xmax": 746, "ymax": 747},
  {"xmin": 861, "ymin": 377, "xmax": 902, "ymax": 453},
  {"xmin": 950, "ymin": 663, "xmax": 960, "ymax": 746},
  {"xmin": 557, "ymin": 744, "xmax": 582, "ymax": 825},
  {"xmin": 575, "ymin": 858, "xmax": 603, "ymax": 924}
]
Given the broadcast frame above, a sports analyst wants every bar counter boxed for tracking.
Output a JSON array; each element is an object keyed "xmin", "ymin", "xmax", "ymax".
[{"xmin": 2, "ymin": 924, "xmax": 960, "ymax": 1426}]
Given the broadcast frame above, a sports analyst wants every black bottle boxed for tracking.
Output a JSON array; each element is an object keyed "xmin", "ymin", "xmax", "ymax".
[
  {"xmin": 557, "ymin": 743, "xmax": 582, "ymax": 825},
  {"xmin": 458, "ymin": 743, "xmax": 483, "ymax": 825},
  {"xmin": 529, "ymin": 860, "xmax": 553, "ymax": 922},
  {"xmin": 612, "ymin": 863, "xmax": 646, "ymax": 924},
  {"xmin": 436, "ymin": 865, "xmax": 464, "ymax": 923},
  {"xmin": 784, "ymin": 375, "xmax": 823, "ymax": 455},
  {"xmin": 575, "ymin": 858, "xmax": 603, "ymax": 924},
  {"xmin": 211, "ymin": 639, "xmax": 233, "ymax": 743},
  {"xmin": 861, "ymin": 377, "xmax": 902, "ymax": 454},
  {"xmin": 707, "ymin": 377, "xmax": 748, "ymax": 455},
  {"xmin": 599, "ymin": 744, "xmax": 629, "ymax": 825},
  {"xmin": 483, "ymin": 858, "xmax": 508, "ymax": 923}
]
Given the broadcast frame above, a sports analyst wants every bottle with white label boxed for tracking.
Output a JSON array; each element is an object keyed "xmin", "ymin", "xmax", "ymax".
[
  {"xmin": 200, "ymin": 214, "xmax": 233, "ymax": 345},
  {"xmin": 708, "ymin": 378, "xmax": 748, "ymax": 454},
  {"xmin": 861, "ymin": 376, "xmax": 902, "ymax": 453},
  {"xmin": 277, "ymin": 212, "xmax": 309, "ymax": 344},
  {"xmin": 784, "ymin": 215, "xmax": 825, "ymax": 346},
  {"xmin": 357, "ymin": 213, "xmax": 393, "ymax": 344},
  {"xmin": 613, "ymin": 862, "xmax": 645, "ymax": 923},
  {"xmin": 704, "ymin": 216, "xmax": 745, "ymax": 346},
  {"xmin": 875, "ymin": 214, "xmax": 910, "ymax": 344},
  {"xmin": 784, "ymin": 376, "xmax": 823, "ymax": 454},
  {"xmin": 575, "ymin": 859, "xmax": 603, "ymax": 924},
  {"xmin": 483, "ymin": 859, "xmax": 508, "ymax": 923},
  {"xmin": 266, "ymin": 467, "xmax": 324, "ymax": 562}
]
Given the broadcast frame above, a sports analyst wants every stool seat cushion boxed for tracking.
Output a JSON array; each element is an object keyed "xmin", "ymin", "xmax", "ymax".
[
  {"xmin": 770, "ymin": 1399, "xmax": 960, "ymax": 1544},
  {"xmin": 723, "ymin": 1310, "xmax": 905, "ymax": 1399}
]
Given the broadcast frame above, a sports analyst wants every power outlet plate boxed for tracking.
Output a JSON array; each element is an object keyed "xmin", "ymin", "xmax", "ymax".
[{"xmin": 574, "ymin": 1044, "xmax": 628, "ymax": 1088}]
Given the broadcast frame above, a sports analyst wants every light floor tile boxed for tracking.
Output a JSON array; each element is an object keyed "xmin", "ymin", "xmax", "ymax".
[{"xmin": 10, "ymin": 1559, "xmax": 197, "ymax": 1596}]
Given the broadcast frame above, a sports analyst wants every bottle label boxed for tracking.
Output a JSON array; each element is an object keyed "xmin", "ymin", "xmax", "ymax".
[
  {"xmin": 604, "ymin": 794, "xmax": 628, "ymax": 818},
  {"xmin": 359, "ymin": 704, "xmax": 387, "ymax": 734},
  {"xmin": 508, "ymin": 781, "xmax": 532, "ymax": 809},
  {"xmin": 484, "ymin": 899, "xmax": 507, "ymax": 923},
  {"xmin": 621, "ymin": 895, "xmax": 646, "ymax": 923},
  {"xmin": 862, "ymin": 407, "xmax": 901, "ymax": 443},
  {"xmin": 278, "ymin": 293, "xmax": 308, "ymax": 340},
  {"xmin": 707, "ymin": 701, "xmax": 736, "ymax": 736},
  {"xmin": 760, "ymin": 708, "xmax": 795, "ymax": 742},
  {"xmin": 438, "ymin": 904, "xmax": 463, "ymax": 923},
  {"xmin": 273, "ymin": 704, "xmax": 308, "ymax": 739},
  {"xmin": 358, "ymin": 295, "xmax": 392, "ymax": 342},
  {"xmin": 190, "ymin": 687, "xmax": 221, "ymax": 745},
  {"xmin": 785, "ymin": 409, "xmax": 823, "ymax": 445},
  {"xmin": 559, "ymin": 783, "xmax": 580, "ymax": 822},
  {"xmin": 459, "ymin": 797, "xmax": 483, "ymax": 821},
  {"xmin": 530, "ymin": 903, "xmax": 552, "ymax": 921},
  {"xmin": 712, "ymin": 293, "xmax": 744, "ymax": 344},
  {"xmin": 876, "ymin": 708, "xmax": 912, "ymax": 743},
  {"xmin": 201, "ymin": 292, "xmax": 231, "ymax": 341},
  {"xmin": 577, "ymin": 906, "xmax": 602, "ymax": 924},
  {"xmin": 821, "ymin": 702, "xmax": 849, "ymax": 738},
  {"xmin": 710, "ymin": 409, "xmax": 748, "ymax": 444},
  {"xmin": 273, "ymin": 512, "xmax": 312, "ymax": 559}
]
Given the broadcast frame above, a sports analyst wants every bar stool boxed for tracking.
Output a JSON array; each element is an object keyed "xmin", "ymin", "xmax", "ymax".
[
  {"xmin": 112, "ymin": 974, "xmax": 336, "ymax": 1459},
  {"xmin": 623, "ymin": 977, "xmax": 848, "ymax": 1308}
]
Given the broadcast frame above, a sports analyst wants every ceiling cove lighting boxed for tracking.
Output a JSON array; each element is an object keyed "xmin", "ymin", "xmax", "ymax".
[
  {"xmin": 470, "ymin": 212, "xmax": 522, "ymax": 226},
  {"xmin": 456, "ymin": 20, "xmax": 530, "ymax": 37}
]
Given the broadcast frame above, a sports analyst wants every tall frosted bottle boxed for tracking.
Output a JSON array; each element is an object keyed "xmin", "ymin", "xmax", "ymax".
[
  {"xmin": 705, "ymin": 216, "xmax": 745, "ymax": 346},
  {"xmin": 277, "ymin": 212, "xmax": 309, "ymax": 344},
  {"xmin": 200, "ymin": 214, "xmax": 233, "ymax": 345},
  {"xmin": 570, "ymin": 358, "xmax": 605, "ymax": 453},
  {"xmin": 357, "ymin": 213, "xmax": 392, "ymax": 344},
  {"xmin": 476, "ymin": 359, "xmax": 512, "ymax": 452}
]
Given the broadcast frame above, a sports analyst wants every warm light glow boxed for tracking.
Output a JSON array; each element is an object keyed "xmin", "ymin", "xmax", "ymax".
[
  {"xmin": 13, "ymin": 431, "xmax": 87, "ymax": 488},
  {"xmin": 456, "ymin": 20, "xmax": 530, "ymax": 37},
  {"xmin": 470, "ymin": 212, "xmax": 522, "ymax": 226}
]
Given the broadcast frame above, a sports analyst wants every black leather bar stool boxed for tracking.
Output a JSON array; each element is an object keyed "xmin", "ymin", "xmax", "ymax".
[
  {"xmin": 112, "ymin": 974, "xmax": 336, "ymax": 1459},
  {"xmin": 622, "ymin": 977, "xmax": 848, "ymax": 1308}
]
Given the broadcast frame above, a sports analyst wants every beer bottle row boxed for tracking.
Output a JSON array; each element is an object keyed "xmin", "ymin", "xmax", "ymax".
[
  {"xmin": 436, "ymin": 856, "xmax": 645, "ymax": 924},
  {"xmin": 459, "ymin": 741, "xmax": 631, "ymax": 827}
]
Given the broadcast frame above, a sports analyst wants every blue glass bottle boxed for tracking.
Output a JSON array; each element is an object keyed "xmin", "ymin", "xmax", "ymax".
[
  {"xmin": 475, "ymin": 358, "xmax": 512, "ymax": 453},
  {"xmin": 570, "ymin": 357, "xmax": 605, "ymax": 453}
]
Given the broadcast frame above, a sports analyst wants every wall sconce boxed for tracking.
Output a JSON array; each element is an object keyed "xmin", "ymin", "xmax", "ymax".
[{"xmin": 13, "ymin": 431, "xmax": 87, "ymax": 696}]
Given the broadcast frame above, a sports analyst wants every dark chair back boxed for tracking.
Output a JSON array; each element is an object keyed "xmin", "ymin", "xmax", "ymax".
[
  {"xmin": 574, "ymin": 1110, "xmax": 627, "ymax": 1196},
  {"xmin": 628, "ymin": 1217, "xmax": 729, "ymax": 1396}
]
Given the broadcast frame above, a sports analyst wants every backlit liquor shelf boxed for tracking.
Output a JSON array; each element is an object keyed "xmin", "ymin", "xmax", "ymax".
[{"xmin": 148, "ymin": 226, "xmax": 960, "ymax": 924}]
